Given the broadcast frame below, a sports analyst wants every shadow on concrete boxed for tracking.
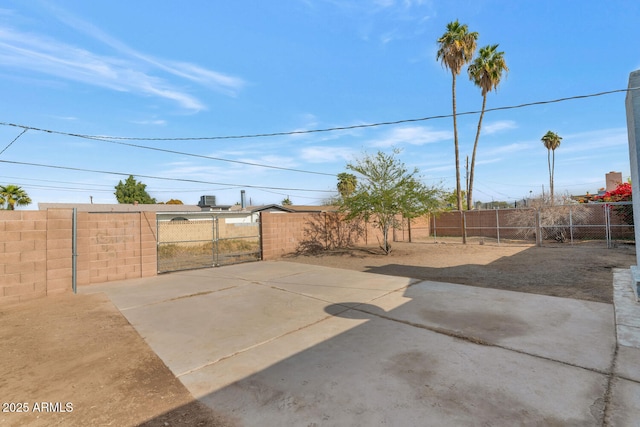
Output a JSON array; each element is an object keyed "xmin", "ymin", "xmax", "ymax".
[
  {"xmin": 137, "ymin": 399, "xmax": 228, "ymax": 426},
  {"xmin": 186, "ymin": 293, "xmax": 612, "ymax": 425}
]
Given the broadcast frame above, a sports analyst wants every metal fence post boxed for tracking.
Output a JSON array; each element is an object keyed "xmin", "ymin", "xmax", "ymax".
[
  {"xmin": 605, "ymin": 204, "xmax": 611, "ymax": 249},
  {"xmin": 433, "ymin": 214, "xmax": 438, "ymax": 242},
  {"xmin": 495, "ymin": 209, "xmax": 500, "ymax": 245},
  {"xmin": 462, "ymin": 211, "xmax": 467, "ymax": 244},
  {"xmin": 72, "ymin": 208, "xmax": 77, "ymax": 294},
  {"xmin": 535, "ymin": 209, "xmax": 542, "ymax": 247},
  {"xmin": 569, "ymin": 206, "xmax": 574, "ymax": 245},
  {"xmin": 212, "ymin": 215, "xmax": 217, "ymax": 267}
]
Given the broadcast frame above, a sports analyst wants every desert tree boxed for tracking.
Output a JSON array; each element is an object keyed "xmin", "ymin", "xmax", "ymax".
[
  {"xmin": 541, "ymin": 131, "xmax": 562, "ymax": 205},
  {"xmin": 114, "ymin": 175, "xmax": 156, "ymax": 204},
  {"xmin": 340, "ymin": 150, "xmax": 441, "ymax": 254},
  {"xmin": 467, "ymin": 44, "xmax": 508, "ymax": 210},
  {"xmin": 437, "ymin": 20, "xmax": 478, "ymax": 211}
]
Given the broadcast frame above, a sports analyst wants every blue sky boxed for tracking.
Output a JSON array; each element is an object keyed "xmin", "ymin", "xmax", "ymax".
[{"xmin": 0, "ymin": 0, "xmax": 638, "ymax": 208}]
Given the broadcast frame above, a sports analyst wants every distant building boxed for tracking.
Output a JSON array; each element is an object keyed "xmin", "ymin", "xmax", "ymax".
[
  {"xmin": 606, "ymin": 171, "xmax": 623, "ymax": 192},
  {"xmin": 38, "ymin": 203, "xmax": 203, "ymax": 213},
  {"xmin": 572, "ymin": 171, "xmax": 625, "ymax": 203}
]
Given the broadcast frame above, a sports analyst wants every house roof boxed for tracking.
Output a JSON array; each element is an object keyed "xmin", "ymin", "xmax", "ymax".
[
  {"xmin": 229, "ymin": 204, "xmax": 340, "ymax": 213},
  {"xmin": 38, "ymin": 203, "xmax": 203, "ymax": 213}
]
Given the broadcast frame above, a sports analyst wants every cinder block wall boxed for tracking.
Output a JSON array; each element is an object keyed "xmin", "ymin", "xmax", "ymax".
[
  {"xmin": 260, "ymin": 212, "xmax": 427, "ymax": 260},
  {"xmin": 77, "ymin": 212, "xmax": 157, "ymax": 285},
  {"xmin": 0, "ymin": 210, "xmax": 72, "ymax": 303},
  {"xmin": 260, "ymin": 212, "xmax": 315, "ymax": 260},
  {"xmin": 0, "ymin": 210, "xmax": 157, "ymax": 303}
]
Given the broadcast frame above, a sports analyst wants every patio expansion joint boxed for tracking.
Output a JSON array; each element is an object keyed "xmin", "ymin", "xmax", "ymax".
[
  {"xmin": 120, "ymin": 285, "xmax": 240, "ymax": 311},
  {"xmin": 175, "ymin": 313, "xmax": 336, "ymax": 379},
  {"xmin": 174, "ymin": 280, "xmax": 415, "ymax": 379}
]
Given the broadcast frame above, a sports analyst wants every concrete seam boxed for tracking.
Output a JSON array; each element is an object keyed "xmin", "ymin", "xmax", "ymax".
[
  {"xmin": 120, "ymin": 285, "xmax": 239, "ymax": 311},
  {"xmin": 601, "ymin": 343, "xmax": 618, "ymax": 427},
  {"xmin": 176, "ymin": 313, "xmax": 336, "ymax": 378}
]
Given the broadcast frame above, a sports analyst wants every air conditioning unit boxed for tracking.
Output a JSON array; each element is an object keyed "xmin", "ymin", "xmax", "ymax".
[{"xmin": 198, "ymin": 195, "xmax": 216, "ymax": 207}]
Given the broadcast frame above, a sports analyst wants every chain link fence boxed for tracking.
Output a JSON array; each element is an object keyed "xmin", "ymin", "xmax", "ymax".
[
  {"xmin": 427, "ymin": 202, "xmax": 634, "ymax": 247},
  {"xmin": 157, "ymin": 212, "xmax": 261, "ymax": 273}
]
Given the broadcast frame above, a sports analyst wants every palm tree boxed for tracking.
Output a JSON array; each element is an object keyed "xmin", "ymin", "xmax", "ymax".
[
  {"xmin": 0, "ymin": 185, "xmax": 32, "ymax": 210},
  {"xmin": 467, "ymin": 44, "xmax": 508, "ymax": 210},
  {"xmin": 337, "ymin": 173, "xmax": 357, "ymax": 199},
  {"xmin": 541, "ymin": 131, "xmax": 562, "ymax": 205},
  {"xmin": 437, "ymin": 20, "xmax": 478, "ymax": 212}
]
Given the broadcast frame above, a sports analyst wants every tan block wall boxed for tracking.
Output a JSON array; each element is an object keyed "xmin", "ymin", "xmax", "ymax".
[
  {"xmin": 0, "ymin": 210, "xmax": 71, "ymax": 303},
  {"xmin": 260, "ymin": 212, "xmax": 433, "ymax": 260},
  {"xmin": 77, "ymin": 212, "xmax": 157, "ymax": 285},
  {"xmin": 0, "ymin": 210, "xmax": 158, "ymax": 303}
]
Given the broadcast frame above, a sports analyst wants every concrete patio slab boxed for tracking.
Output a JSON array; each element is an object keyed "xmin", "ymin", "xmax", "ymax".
[
  {"xmin": 188, "ymin": 309, "xmax": 609, "ymax": 426},
  {"xmin": 362, "ymin": 280, "xmax": 616, "ymax": 372},
  {"xmin": 81, "ymin": 261, "xmax": 640, "ymax": 426},
  {"xmin": 82, "ymin": 268, "xmax": 252, "ymax": 310}
]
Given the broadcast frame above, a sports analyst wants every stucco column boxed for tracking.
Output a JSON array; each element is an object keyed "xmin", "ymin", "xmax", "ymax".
[{"xmin": 626, "ymin": 69, "xmax": 640, "ymax": 300}]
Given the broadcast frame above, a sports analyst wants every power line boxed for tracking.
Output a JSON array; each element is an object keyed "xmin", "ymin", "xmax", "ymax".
[
  {"xmin": 88, "ymin": 137, "xmax": 337, "ymax": 176},
  {"xmin": 0, "ymin": 87, "xmax": 634, "ymax": 183},
  {"xmin": 0, "ymin": 128, "xmax": 28, "ymax": 156},
  {"xmin": 0, "ymin": 159, "xmax": 335, "ymax": 193},
  {"xmin": 0, "ymin": 87, "xmax": 635, "ymax": 143}
]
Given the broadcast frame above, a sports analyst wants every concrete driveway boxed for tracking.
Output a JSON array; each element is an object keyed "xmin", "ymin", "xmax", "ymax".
[{"xmin": 81, "ymin": 261, "xmax": 640, "ymax": 426}]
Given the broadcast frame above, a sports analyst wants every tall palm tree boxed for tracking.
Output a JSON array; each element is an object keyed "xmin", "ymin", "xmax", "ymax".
[
  {"xmin": 437, "ymin": 20, "xmax": 478, "ymax": 212},
  {"xmin": 541, "ymin": 131, "xmax": 562, "ymax": 205},
  {"xmin": 0, "ymin": 184, "xmax": 32, "ymax": 210},
  {"xmin": 466, "ymin": 44, "xmax": 508, "ymax": 210}
]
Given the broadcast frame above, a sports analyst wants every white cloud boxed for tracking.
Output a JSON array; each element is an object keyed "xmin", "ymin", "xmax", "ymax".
[
  {"xmin": 370, "ymin": 126, "xmax": 452, "ymax": 147},
  {"xmin": 484, "ymin": 142, "xmax": 530, "ymax": 156},
  {"xmin": 483, "ymin": 120, "xmax": 517, "ymax": 135},
  {"xmin": 299, "ymin": 146, "xmax": 357, "ymax": 163},
  {"xmin": 561, "ymin": 128, "xmax": 627, "ymax": 153},
  {"xmin": 132, "ymin": 119, "xmax": 167, "ymax": 126},
  {"xmin": 0, "ymin": 6, "xmax": 246, "ymax": 110}
]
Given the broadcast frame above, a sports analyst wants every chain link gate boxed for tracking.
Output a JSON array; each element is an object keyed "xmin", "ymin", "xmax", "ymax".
[{"xmin": 157, "ymin": 212, "xmax": 261, "ymax": 273}]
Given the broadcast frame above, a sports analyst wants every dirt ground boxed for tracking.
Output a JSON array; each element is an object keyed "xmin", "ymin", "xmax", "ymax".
[
  {"xmin": 1, "ymin": 241, "xmax": 635, "ymax": 426},
  {"xmin": 0, "ymin": 293, "xmax": 231, "ymax": 427},
  {"xmin": 286, "ymin": 241, "xmax": 637, "ymax": 304}
]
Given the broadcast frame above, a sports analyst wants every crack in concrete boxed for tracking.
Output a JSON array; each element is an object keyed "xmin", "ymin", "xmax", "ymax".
[{"xmin": 601, "ymin": 343, "xmax": 619, "ymax": 426}]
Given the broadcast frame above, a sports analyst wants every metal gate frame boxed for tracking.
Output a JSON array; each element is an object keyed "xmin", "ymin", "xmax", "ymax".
[{"xmin": 156, "ymin": 211, "xmax": 261, "ymax": 273}]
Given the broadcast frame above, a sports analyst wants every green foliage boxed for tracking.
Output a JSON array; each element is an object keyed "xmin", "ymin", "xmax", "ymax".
[
  {"xmin": 281, "ymin": 197, "xmax": 292, "ymax": 206},
  {"xmin": 340, "ymin": 150, "xmax": 441, "ymax": 254},
  {"xmin": 166, "ymin": 199, "xmax": 184, "ymax": 205},
  {"xmin": 0, "ymin": 184, "xmax": 32, "ymax": 210},
  {"xmin": 436, "ymin": 20, "xmax": 479, "ymax": 76},
  {"xmin": 114, "ymin": 175, "xmax": 156, "ymax": 204},
  {"xmin": 337, "ymin": 173, "xmax": 357, "ymax": 198},
  {"xmin": 441, "ymin": 189, "xmax": 467, "ymax": 211}
]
